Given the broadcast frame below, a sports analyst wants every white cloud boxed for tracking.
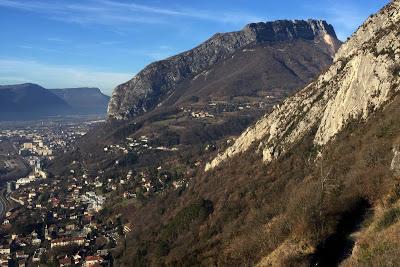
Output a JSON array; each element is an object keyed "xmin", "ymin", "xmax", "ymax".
[
  {"xmin": 96, "ymin": 0, "xmax": 263, "ymax": 24},
  {"xmin": 0, "ymin": 0, "xmax": 56, "ymax": 11},
  {"xmin": 0, "ymin": 58, "xmax": 133, "ymax": 95},
  {"xmin": 46, "ymin": 37, "xmax": 67, "ymax": 42},
  {"xmin": 17, "ymin": 45, "xmax": 60, "ymax": 53}
]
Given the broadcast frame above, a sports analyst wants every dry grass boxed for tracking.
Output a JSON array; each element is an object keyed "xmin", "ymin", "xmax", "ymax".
[{"xmin": 113, "ymin": 93, "xmax": 400, "ymax": 266}]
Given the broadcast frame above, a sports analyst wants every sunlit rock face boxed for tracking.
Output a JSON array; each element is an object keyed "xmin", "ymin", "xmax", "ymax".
[
  {"xmin": 206, "ymin": 1, "xmax": 400, "ymax": 171},
  {"xmin": 107, "ymin": 19, "xmax": 340, "ymax": 120}
]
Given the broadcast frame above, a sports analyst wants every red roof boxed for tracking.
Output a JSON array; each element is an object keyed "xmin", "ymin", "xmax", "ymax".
[
  {"xmin": 85, "ymin": 255, "xmax": 103, "ymax": 262},
  {"xmin": 59, "ymin": 257, "xmax": 71, "ymax": 264}
]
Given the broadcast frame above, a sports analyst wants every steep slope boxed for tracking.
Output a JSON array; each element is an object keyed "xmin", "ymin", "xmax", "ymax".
[
  {"xmin": 107, "ymin": 1, "xmax": 400, "ymax": 266},
  {"xmin": 108, "ymin": 19, "xmax": 341, "ymax": 120},
  {"xmin": 48, "ymin": 20, "xmax": 343, "ymax": 266},
  {"xmin": 51, "ymin": 87, "xmax": 110, "ymax": 115},
  {"xmin": 51, "ymin": 19, "xmax": 341, "ymax": 176},
  {"xmin": 0, "ymin": 83, "xmax": 71, "ymax": 120},
  {"xmin": 207, "ymin": 2, "xmax": 400, "ymax": 170}
]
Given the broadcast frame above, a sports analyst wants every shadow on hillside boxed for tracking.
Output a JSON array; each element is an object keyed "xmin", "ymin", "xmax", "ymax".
[{"xmin": 310, "ymin": 198, "xmax": 371, "ymax": 267}]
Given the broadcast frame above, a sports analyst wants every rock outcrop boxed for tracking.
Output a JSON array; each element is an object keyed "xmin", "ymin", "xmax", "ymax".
[
  {"xmin": 108, "ymin": 20, "xmax": 341, "ymax": 120},
  {"xmin": 206, "ymin": 1, "xmax": 400, "ymax": 171},
  {"xmin": 391, "ymin": 146, "xmax": 400, "ymax": 177}
]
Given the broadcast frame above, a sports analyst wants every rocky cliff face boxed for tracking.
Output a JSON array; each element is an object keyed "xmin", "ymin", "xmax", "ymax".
[
  {"xmin": 206, "ymin": 1, "xmax": 400, "ymax": 171},
  {"xmin": 108, "ymin": 19, "xmax": 341, "ymax": 120}
]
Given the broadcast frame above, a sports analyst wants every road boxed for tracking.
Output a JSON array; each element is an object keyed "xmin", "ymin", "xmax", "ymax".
[
  {"xmin": 0, "ymin": 189, "xmax": 8, "ymax": 220},
  {"xmin": 0, "ymin": 139, "xmax": 30, "ymax": 181}
]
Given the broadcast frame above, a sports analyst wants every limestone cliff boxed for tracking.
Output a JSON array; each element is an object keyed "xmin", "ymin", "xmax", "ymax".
[
  {"xmin": 108, "ymin": 20, "xmax": 340, "ymax": 120},
  {"xmin": 206, "ymin": 0, "xmax": 400, "ymax": 171}
]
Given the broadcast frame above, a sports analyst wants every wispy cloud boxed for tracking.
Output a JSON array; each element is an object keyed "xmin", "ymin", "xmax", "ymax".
[
  {"xmin": 17, "ymin": 45, "xmax": 34, "ymax": 49},
  {"xmin": 46, "ymin": 37, "xmax": 67, "ymax": 42},
  {"xmin": 117, "ymin": 45, "xmax": 179, "ymax": 61},
  {"xmin": 96, "ymin": 0, "xmax": 263, "ymax": 24},
  {"xmin": 0, "ymin": 58, "xmax": 133, "ymax": 94},
  {"xmin": 0, "ymin": 0, "xmax": 57, "ymax": 11},
  {"xmin": 18, "ymin": 45, "xmax": 60, "ymax": 53},
  {"xmin": 19, "ymin": 39, "xmax": 175, "ymax": 61},
  {"xmin": 0, "ymin": 0, "xmax": 263, "ymax": 27}
]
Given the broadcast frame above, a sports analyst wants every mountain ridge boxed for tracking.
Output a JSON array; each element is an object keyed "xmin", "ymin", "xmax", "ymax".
[
  {"xmin": 0, "ymin": 83, "xmax": 110, "ymax": 120},
  {"xmin": 51, "ymin": 87, "xmax": 110, "ymax": 115},
  {"xmin": 108, "ymin": 19, "xmax": 341, "ymax": 120},
  {"xmin": 0, "ymin": 83, "xmax": 71, "ymax": 120},
  {"xmin": 108, "ymin": 2, "xmax": 400, "ymax": 265},
  {"xmin": 206, "ymin": 2, "xmax": 400, "ymax": 170}
]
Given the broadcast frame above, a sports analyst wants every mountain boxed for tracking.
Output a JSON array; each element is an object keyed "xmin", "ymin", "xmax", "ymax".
[
  {"xmin": 50, "ymin": 19, "xmax": 341, "ymax": 176},
  {"xmin": 51, "ymin": 87, "xmax": 110, "ymax": 115},
  {"xmin": 103, "ymin": 1, "xmax": 400, "ymax": 266},
  {"xmin": 0, "ymin": 83, "xmax": 71, "ymax": 120},
  {"xmin": 73, "ymin": 19, "xmax": 343, "ymax": 166},
  {"xmin": 108, "ymin": 19, "xmax": 341, "ymax": 120},
  {"xmin": 0, "ymin": 84, "xmax": 111, "ymax": 120},
  {"xmin": 47, "ymin": 19, "xmax": 345, "ymax": 266},
  {"xmin": 206, "ymin": 2, "xmax": 399, "ymax": 170},
  {"xmin": 51, "ymin": 19, "xmax": 341, "ymax": 173}
]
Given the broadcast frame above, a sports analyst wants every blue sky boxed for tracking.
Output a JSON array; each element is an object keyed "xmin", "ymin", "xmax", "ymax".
[{"xmin": 0, "ymin": 0, "xmax": 389, "ymax": 95}]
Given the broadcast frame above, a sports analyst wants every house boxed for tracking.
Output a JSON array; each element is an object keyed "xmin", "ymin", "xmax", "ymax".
[
  {"xmin": 96, "ymin": 249, "xmax": 109, "ymax": 257},
  {"xmin": 17, "ymin": 260, "xmax": 26, "ymax": 267},
  {"xmin": 59, "ymin": 256, "xmax": 72, "ymax": 267},
  {"xmin": 73, "ymin": 254, "xmax": 82, "ymax": 265},
  {"xmin": 66, "ymin": 224, "xmax": 76, "ymax": 231},
  {"xmin": 23, "ymin": 143, "xmax": 33, "ymax": 149},
  {"xmin": 84, "ymin": 255, "xmax": 103, "ymax": 266},
  {"xmin": 15, "ymin": 251, "xmax": 29, "ymax": 259},
  {"xmin": 32, "ymin": 248, "xmax": 45, "ymax": 262},
  {"xmin": 50, "ymin": 237, "xmax": 85, "ymax": 248},
  {"xmin": 0, "ymin": 246, "xmax": 10, "ymax": 255},
  {"xmin": 31, "ymin": 237, "xmax": 41, "ymax": 246},
  {"xmin": 0, "ymin": 255, "xmax": 9, "ymax": 266},
  {"xmin": 123, "ymin": 223, "xmax": 132, "ymax": 234},
  {"xmin": 16, "ymin": 176, "xmax": 36, "ymax": 186}
]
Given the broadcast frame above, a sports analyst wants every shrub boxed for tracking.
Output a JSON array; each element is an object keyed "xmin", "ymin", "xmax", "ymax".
[
  {"xmin": 160, "ymin": 199, "xmax": 213, "ymax": 241},
  {"xmin": 119, "ymin": 152, "xmax": 138, "ymax": 166},
  {"xmin": 390, "ymin": 63, "xmax": 400, "ymax": 76},
  {"xmin": 386, "ymin": 183, "xmax": 400, "ymax": 205},
  {"xmin": 189, "ymin": 95, "xmax": 199, "ymax": 103},
  {"xmin": 358, "ymin": 241, "xmax": 392, "ymax": 265},
  {"xmin": 377, "ymin": 207, "xmax": 400, "ymax": 230}
]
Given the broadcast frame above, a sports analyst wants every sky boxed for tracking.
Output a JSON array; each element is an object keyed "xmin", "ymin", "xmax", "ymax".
[{"xmin": 0, "ymin": 0, "xmax": 389, "ymax": 95}]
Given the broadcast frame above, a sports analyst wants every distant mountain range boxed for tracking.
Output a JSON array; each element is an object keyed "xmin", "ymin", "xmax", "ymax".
[
  {"xmin": 51, "ymin": 87, "xmax": 110, "ymax": 116},
  {"xmin": 0, "ymin": 83, "xmax": 110, "ymax": 120}
]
